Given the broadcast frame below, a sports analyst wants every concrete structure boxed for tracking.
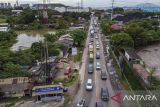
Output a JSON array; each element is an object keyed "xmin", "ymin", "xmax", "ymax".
[{"xmin": 0, "ymin": 77, "xmax": 33, "ymax": 98}]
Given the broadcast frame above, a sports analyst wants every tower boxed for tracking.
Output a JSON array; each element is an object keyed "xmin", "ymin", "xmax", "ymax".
[{"xmin": 43, "ymin": 0, "xmax": 48, "ymax": 24}]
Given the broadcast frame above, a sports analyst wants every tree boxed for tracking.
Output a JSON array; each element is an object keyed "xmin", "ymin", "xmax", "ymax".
[
  {"xmin": 111, "ymin": 32, "xmax": 134, "ymax": 49},
  {"xmin": 100, "ymin": 19, "xmax": 111, "ymax": 36},
  {"xmin": 71, "ymin": 30, "xmax": 87, "ymax": 46},
  {"xmin": 3, "ymin": 62, "xmax": 21, "ymax": 73}
]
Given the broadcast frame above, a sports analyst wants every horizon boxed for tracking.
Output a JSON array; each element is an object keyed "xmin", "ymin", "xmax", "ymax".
[{"xmin": 0, "ymin": 0, "xmax": 160, "ymax": 7}]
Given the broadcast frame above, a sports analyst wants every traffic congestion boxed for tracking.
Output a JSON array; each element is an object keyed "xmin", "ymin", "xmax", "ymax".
[{"xmin": 76, "ymin": 14, "xmax": 119, "ymax": 107}]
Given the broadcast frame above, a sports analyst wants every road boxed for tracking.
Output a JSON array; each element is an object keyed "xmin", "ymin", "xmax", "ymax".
[{"xmin": 68, "ymin": 15, "xmax": 119, "ymax": 107}]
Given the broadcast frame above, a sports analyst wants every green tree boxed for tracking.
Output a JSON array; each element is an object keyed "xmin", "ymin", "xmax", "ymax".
[
  {"xmin": 100, "ymin": 19, "xmax": 111, "ymax": 36},
  {"xmin": 3, "ymin": 62, "xmax": 21, "ymax": 73},
  {"xmin": 71, "ymin": 29, "xmax": 87, "ymax": 46},
  {"xmin": 111, "ymin": 32, "xmax": 134, "ymax": 49}
]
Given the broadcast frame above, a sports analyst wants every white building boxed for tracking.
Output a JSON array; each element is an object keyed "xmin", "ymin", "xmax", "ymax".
[
  {"xmin": 55, "ymin": 7, "xmax": 90, "ymax": 12},
  {"xmin": 0, "ymin": 23, "xmax": 9, "ymax": 32}
]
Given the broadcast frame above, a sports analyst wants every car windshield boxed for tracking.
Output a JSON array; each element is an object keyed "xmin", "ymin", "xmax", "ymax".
[{"xmin": 87, "ymin": 83, "xmax": 92, "ymax": 86}]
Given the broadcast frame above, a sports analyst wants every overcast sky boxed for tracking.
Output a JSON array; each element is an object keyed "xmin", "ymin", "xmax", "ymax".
[{"xmin": 0, "ymin": 0, "xmax": 160, "ymax": 7}]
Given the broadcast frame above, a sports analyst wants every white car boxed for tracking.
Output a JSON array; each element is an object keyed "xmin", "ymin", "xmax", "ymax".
[
  {"xmin": 96, "ymin": 62, "xmax": 101, "ymax": 70},
  {"xmin": 86, "ymin": 79, "xmax": 93, "ymax": 91},
  {"xmin": 96, "ymin": 44, "xmax": 100, "ymax": 49},
  {"xmin": 77, "ymin": 99, "xmax": 86, "ymax": 107}
]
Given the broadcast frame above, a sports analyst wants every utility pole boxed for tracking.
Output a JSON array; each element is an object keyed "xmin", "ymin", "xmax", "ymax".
[
  {"xmin": 81, "ymin": 0, "xmax": 83, "ymax": 9},
  {"xmin": 111, "ymin": 0, "xmax": 115, "ymax": 21}
]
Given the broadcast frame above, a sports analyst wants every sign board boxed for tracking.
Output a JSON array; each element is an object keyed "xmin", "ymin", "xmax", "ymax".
[
  {"xmin": 34, "ymin": 86, "xmax": 63, "ymax": 93},
  {"xmin": 72, "ymin": 47, "xmax": 77, "ymax": 55}
]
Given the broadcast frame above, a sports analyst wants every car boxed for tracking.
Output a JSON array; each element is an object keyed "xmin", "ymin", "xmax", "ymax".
[
  {"xmin": 77, "ymin": 98, "xmax": 86, "ymax": 107},
  {"xmin": 101, "ymin": 88, "xmax": 109, "ymax": 101},
  {"xmin": 88, "ymin": 63, "xmax": 94, "ymax": 74},
  {"xmin": 95, "ymin": 35, "xmax": 98, "ymax": 39},
  {"xmin": 96, "ymin": 40, "xmax": 99, "ymax": 45},
  {"xmin": 86, "ymin": 79, "xmax": 93, "ymax": 91},
  {"xmin": 96, "ymin": 62, "xmax": 101, "ymax": 70},
  {"xmin": 95, "ymin": 102, "xmax": 103, "ymax": 107},
  {"xmin": 101, "ymin": 71, "xmax": 107, "ymax": 80},
  {"xmin": 96, "ymin": 45, "xmax": 100, "ymax": 49},
  {"xmin": 96, "ymin": 51, "xmax": 100, "ymax": 59}
]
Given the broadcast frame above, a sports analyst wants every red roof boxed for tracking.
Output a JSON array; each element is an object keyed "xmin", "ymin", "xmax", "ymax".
[{"xmin": 111, "ymin": 23, "xmax": 122, "ymax": 30}]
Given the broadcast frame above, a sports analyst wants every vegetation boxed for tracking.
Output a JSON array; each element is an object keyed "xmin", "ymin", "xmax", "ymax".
[
  {"xmin": 70, "ymin": 29, "xmax": 87, "ymax": 47},
  {"xmin": 100, "ymin": 19, "xmax": 111, "ymax": 36}
]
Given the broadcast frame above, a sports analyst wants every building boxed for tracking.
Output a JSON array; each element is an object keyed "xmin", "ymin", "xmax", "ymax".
[
  {"xmin": 55, "ymin": 6, "xmax": 90, "ymax": 12},
  {"xmin": 20, "ymin": 4, "xmax": 30, "ymax": 9},
  {"xmin": 0, "ymin": 23, "xmax": 9, "ymax": 32},
  {"xmin": 32, "ymin": 85, "xmax": 64, "ymax": 102},
  {"xmin": 32, "ymin": 3, "xmax": 66, "ymax": 10},
  {"xmin": 0, "ymin": 77, "xmax": 33, "ymax": 98},
  {"xmin": 58, "ymin": 34, "xmax": 74, "ymax": 47},
  {"xmin": 12, "ymin": 10, "xmax": 23, "ymax": 14},
  {"xmin": 0, "ymin": 3, "xmax": 12, "ymax": 9}
]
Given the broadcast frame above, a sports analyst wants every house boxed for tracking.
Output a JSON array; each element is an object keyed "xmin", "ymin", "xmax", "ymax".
[
  {"xmin": 12, "ymin": 10, "xmax": 23, "ymax": 15},
  {"xmin": 0, "ymin": 77, "xmax": 33, "ymax": 98},
  {"xmin": 32, "ymin": 85, "xmax": 64, "ymax": 102},
  {"xmin": 58, "ymin": 34, "xmax": 74, "ymax": 48},
  {"xmin": 111, "ymin": 23, "xmax": 123, "ymax": 31},
  {"xmin": 0, "ymin": 23, "xmax": 9, "ymax": 32}
]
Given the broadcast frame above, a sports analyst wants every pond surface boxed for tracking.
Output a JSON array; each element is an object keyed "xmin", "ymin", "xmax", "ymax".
[{"xmin": 10, "ymin": 30, "xmax": 56, "ymax": 51}]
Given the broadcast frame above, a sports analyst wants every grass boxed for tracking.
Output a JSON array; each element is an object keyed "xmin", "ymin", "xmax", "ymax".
[
  {"xmin": 0, "ymin": 96, "xmax": 31, "ymax": 107},
  {"xmin": 53, "ymin": 72, "xmax": 79, "ymax": 87},
  {"xmin": 69, "ymin": 48, "xmax": 83, "ymax": 62},
  {"xmin": 64, "ymin": 93, "xmax": 72, "ymax": 105},
  {"xmin": 0, "ymin": 18, "xmax": 6, "ymax": 23}
]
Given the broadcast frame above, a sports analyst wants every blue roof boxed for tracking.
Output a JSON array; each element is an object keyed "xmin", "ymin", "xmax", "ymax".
[{"xmin": 34, "ymin": 86, "xmax": 63, "ymax": 93}]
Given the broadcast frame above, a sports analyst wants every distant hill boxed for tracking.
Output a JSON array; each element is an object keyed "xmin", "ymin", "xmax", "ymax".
[{"xmin": 135, "ymin": 3, "xmax": 160, "ymax": 8}]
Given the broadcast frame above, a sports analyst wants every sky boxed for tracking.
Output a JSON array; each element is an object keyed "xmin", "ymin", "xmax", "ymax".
[{"xmin": 0, "ymin": 0, "xmax": 160, "ymax": 7}]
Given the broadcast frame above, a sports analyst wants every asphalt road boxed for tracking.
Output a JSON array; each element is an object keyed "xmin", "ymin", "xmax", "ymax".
[{"xmin": 68, "ymin": 16, "xmax": 120, "ymax": 107}]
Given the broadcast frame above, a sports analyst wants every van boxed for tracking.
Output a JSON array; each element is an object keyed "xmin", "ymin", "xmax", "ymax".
[
  {"xmin": 86, "ymin": 79, "xmax": 93, "ymax": 91},
  {"xmin": 101, "ymin": 88, "xmax": 109, "ymax": 101},
  {"xmin": 96, "ymin": 52, "xmax": 100, "ymax": 59}
]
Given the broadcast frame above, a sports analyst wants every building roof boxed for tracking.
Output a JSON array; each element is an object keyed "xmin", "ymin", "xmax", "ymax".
[
  {"xmin": 0, "ymin": 77, "xmax": 29, "ymax": 85},
  {"xmin": 111, "ymin": 23, "xmax": 122, "ymax": 30}
]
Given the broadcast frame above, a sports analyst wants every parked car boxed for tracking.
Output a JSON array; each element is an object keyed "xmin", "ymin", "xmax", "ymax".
[
  {"xmin": 101, "ymin": 71, "xmax": 107, "ymax": 80},
  {"xmin": 88, "ymin": 63, "xmax": 94, "ymax": 74},
  {"xmin": 101, "ymin": 87, "xmax": 109, "ymax": 101},
  {"xmin": 96, "ymin": 62, "xmax": 101, "ymax": 70},
  {"xmin": 95, "ymin": 102, "xmax": 103, "ymax": 107},
  {"xmin": 77, "ymin": 98, "xmax": 86, "ymax": 107},
  {"xmin": 86, "ymin": 79, "xmax": 93, "ymax": 91}
]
